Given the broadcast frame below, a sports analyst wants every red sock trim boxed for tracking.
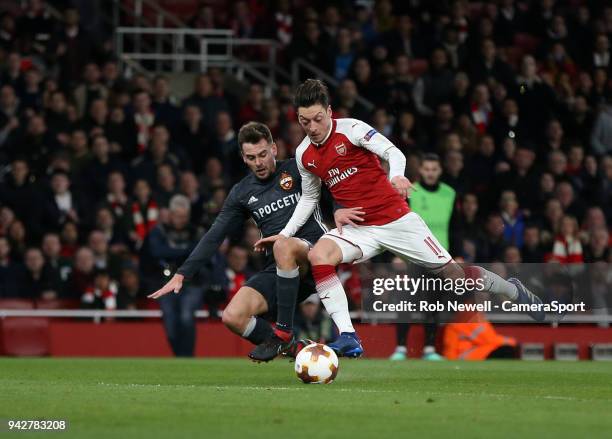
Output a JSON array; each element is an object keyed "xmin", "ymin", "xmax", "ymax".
[
  {"xmin": 311, "ymin": 264, "xmax": 336, "ymax": 283},
  {"xmin": 273, "ymin": 325, "xmax": 292, "ymax": 341}
]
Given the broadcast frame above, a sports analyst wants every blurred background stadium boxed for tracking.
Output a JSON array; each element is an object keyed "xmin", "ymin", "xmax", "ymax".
[{"xmin": 0, "ymin": 0, "xmax": 610, "ymax": 360}]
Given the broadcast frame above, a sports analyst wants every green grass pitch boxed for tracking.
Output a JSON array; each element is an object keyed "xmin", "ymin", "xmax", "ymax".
[{"xmin": 1, "ymin": 358, "xmax": 611, "ymax": 438}]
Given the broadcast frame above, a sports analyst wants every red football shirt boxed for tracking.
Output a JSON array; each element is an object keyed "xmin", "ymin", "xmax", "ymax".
[{"xmin": 281, "ymin": 118, "xmax": 410, "ymax": 237}]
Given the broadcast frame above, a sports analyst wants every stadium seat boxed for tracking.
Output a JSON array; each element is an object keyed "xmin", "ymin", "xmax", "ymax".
[
  {"xmin": 514, "ymin": 33, "xmax": 541, "ymax": 53},
  {"xmin": 35, "ymin": 299, "xmax": 80, "ymax": 310},
  {"xmin": 1, "ymin": 318, "xmax": 50, "ymax": 356},
  {"xmin": 502, "ymin": 46, "xmax": 524, "ymax": 69},
  {"xmin": 410, "ymin": 59, "xmax": 428, "ymax": 78},
  {"xmin": 554, "ymin": 343, "xmax": 579, "ymax": 361},
  {"xmin": 0, "ymin": 299, "xmax": 35, "ymax": 309}
]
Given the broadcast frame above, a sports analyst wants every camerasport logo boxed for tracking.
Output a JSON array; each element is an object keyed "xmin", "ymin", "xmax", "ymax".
[{"xmin": 279, "ymin": 172, "xmax": 294, "ymax": 190}]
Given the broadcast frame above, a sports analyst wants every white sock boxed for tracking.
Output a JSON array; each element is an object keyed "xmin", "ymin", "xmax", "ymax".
[
  {"xmin": 474, "ymin": 266, "xmax": 518, "ymax": 300},
  {"xmin": 315, "ymin": 272, "xmax": 355, "ymax": 334},
  {"xmin": 395, "ymin": 346, "xmax": 407, "ymax": 353},
  {"xmin": 241, "ymin": 316, "xmax": 257, "ymax": 338},
  {"xmin": 423, "ymin": 345, "xmax": 436, "ymax": 355}
]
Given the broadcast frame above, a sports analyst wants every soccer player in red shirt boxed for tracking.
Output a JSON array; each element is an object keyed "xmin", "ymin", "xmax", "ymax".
[{"xmin": 253, "ymin": 79, "xmax": 544, "ymax": 360}]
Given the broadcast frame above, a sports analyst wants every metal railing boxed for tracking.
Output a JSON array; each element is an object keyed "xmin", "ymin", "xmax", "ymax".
[
  {"xmin": 115, "ymin": 27, "xmax": 290, "ymax": 93},
  {"xmin": 1, "ymin": 309, "xmax": 610, "ymax": 325}
]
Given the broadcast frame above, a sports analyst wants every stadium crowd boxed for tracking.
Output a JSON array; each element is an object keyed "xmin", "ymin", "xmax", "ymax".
[{"xmin": 0, "ymin": 0, "xmax": 610, "ymax": 325}]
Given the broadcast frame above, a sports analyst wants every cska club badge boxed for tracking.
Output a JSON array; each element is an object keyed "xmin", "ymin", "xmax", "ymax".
[
  {"xmin": 335, "ymin": 142, "xmax": 347, "ymax": 156},
  {"xmin": 279, "ymin": 172, "xmax": 294, "ymax": 190}
]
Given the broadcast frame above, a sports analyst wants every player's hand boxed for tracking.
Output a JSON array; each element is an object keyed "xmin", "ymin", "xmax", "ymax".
[
  {"xmin": 390, "ymin": 176, "xmax": 416, "ymax": 199},
  {"xmin": 253, "ymin": 234, "xmax": 286, "ymax": 252},
  {"xmin": 334, "ymin": 207, "xmax": 365, "ymax": 235},
  {"xmin": 148, "ymin": 273, "xmax": 184, "ymax": 299}
]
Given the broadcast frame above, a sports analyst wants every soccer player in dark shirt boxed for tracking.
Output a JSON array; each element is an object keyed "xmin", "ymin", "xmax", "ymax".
[{"xmin": 149, "ymin": 122, "xmax": 360, "ymax": 360}]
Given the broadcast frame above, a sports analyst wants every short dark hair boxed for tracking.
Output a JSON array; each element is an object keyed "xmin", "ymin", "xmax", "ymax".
[
  {"xmin": 294, "ymin": 79, "xmax": 330, "ymax": 108},
  {"xmin": 237, "ymin": 122, "xmax": 273, "ymax": 150},
  {"xmin": 421, "ymin": 153, "xmax": 441, "ymax": 163}
]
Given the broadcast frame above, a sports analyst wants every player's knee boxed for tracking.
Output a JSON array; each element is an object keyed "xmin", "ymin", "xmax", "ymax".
[
  {"xmin": 272, "ymin": 237, "xmax": 291, "ymax": 258},
  {"xmin": 273, "ymin": 237, "xmax": 298, "ymax": 265},
  {"xmin": 308, "ymin": 246, "xmax": 331, "ymax": 266},
  {"xmin": 221, "ymin": 306, "xmax": 242, "ymax": 330}
]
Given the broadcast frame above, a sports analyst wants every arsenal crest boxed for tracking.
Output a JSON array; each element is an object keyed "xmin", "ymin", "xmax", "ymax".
[
  {"xmin": 279, "ymin": 172, "xmax": 294, "ymax": 190},
  {"xmin": 335, "ymin": 142, "xmax": 347, "ymax": 156}
]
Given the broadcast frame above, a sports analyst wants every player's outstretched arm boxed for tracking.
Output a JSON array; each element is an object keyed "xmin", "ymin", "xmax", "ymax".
[
  {"xmin": 148, "ymin": 186, "xmax": 246, "ymax": 299},
  {"xmin": 148, "ymin": 273, "xmax": 184, "ymax": 299}
]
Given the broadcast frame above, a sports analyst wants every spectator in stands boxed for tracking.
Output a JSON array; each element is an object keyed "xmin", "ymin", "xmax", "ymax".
[
  {"xmin": 66, "ymin": 246, "xmax": 95, "ymax": 299},
  {"xmin": 175, "ymin": 104, "xmax": 208, "ymax": 167},
  {"xmin": 81, "ymin": 268, "xmax": 118, "ymax": 310},
  {"xmin": 213, "ymin": 111, "xmax": 242, "ymax": 181},
  {"xmin": 20, "ymin": 247, "xmax": 62, "ymax": 300},
  {"xmin": 0, "ymin": 236, "xmax": 23, "ymax": 298},
  {"xmin": 130, "ymin": 179, "xmax": 158, "ymax": 249},
  {"xmin": 584, "ymin": 226, "xmax": 611, "ymax": 263},
  {"xmin": 131, "ymin": 125, "xmax": 180, "ymax": 185},
  {"xmin": 87, "ymin": 230, "xmax": 122, "ymax": 279},
  {"xmin": 81, "ymin": 98, "xmax": 109, "ymax": 140},
  {"xmin": 179, "ymin": 171, "xmax": 204, "ymax": 225},
  {"xmin": 117, "ymin": 266, "xmax": 144, "ymax": 309},
  {"xmin": 155, "ymin": 163, "xmax": 179, "ymax": 208},
  {"xmin": 516, "ymin": 55, "xmax": 557, "ymax": 140},
  {"xmin": 1, "ymin": 160, "xmax": 39, "ymax": 232},
  {"xmin": 45, "ymin": 91, "xmax": 71, "ymax": 147},
  {"xmin": 83, "ymin": 134, "xmax": 126, "ymax": 202},
  {"xmin": 500, "ymin": 190, "xmax": 525, "ymax": 248},
  {"xmin": 238, "ymin": 83, "xmax": 264, "ymax": 126},
  {"xmin": 295, "ymin": 294, "xmax": 333, "ymax": 343},
  {"xmin": 335, "ymin": 79, "xmax": 369, "ymax": 121},
  {"xmin": 41, "ymin": 232, "xmax": 71, "ymax": 282},
  {"xmin": 413, "ymin": 48, "xmax": 454, "ymax": 118},
  {"xmin": 131, "ymin": 89, "xmax": 155, "ymax": 156},
  {"xmin": 152, "ymin": 75, "xmax": 180, "ymax": 130},
  {"xmin": 521, "ymin": 223, "xmax": 547, "ymax": 263},
  {"xmin": 55, "ymin": 8, "xmax": 95, "ymax": 87},
  {"xmin": 591, "ymin": 102, "xmax": 612, "ymax": 156},
  {"xmin": 183, "ymin": 73, "xmax": 229, "ymax": 133},
  {"xmin": 552, "ymin": 215, "xmax": 584, "ymax": 263},
  {"xmin": 74, "ymin": 63, "xmax": 108, "ymax": 118},
  {"xmin": 481, "ymin": 213, "xmax": 506, "ymax": 262},
  {"xmin": 46, "ymin": 170, "xmax": 88, "ymax": 230},
  {"xmin": 144, "ymin": 195, "xmax": 203, "ymax": 357},
  {"xmin": 104, "ymin": 171, "xmax": 130, "ymax": 233}
]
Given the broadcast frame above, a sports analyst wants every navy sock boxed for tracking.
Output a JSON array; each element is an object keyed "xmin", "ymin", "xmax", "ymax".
[
  {"xmin": 243, "ymin": 317, "xmax": 274, "ymax": 345},
  {"xmin": 276, "ymin": 267, "xmax": 300, "ymax": 332}
]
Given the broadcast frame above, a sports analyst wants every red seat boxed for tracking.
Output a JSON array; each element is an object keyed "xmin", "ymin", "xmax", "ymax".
[
  {"xmin": 502, "ymin": 46, "xmax": 524, "ymax": 69},
  {"xmin": 0, "ymin": 299, "xmax": 34, "ymax": 309},
  {"xmin": 35, "ymin": 299, "xmax": 80, "ymax": 310},
  {"xmin": 514, "ymin": 33, "xmax": 540, "ymax": 53},
  {"xmin": 1, "ymin": 318, "xmax": 50, "ymax": 356},
  {"xmin": 410, "ymin": 59, "xmax": 429, "ymax": 78}
]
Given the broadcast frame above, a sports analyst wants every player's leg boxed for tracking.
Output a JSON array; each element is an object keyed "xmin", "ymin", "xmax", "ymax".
[
  {"xmin": 390, "ymin": 323, "xmax": 410, "ymax": 360},
  {"xmin": 272, "ymin": 237, "xmax": 310, "ymax": 335},
  {"xmin": 308, "ymin": 233, "xmax": 379, "ymax": 357},
  {"xmin": 222, "ymin": 286, "xmax": 273, "ymax": 344},
  {"xmin": 248, "ymin": 238, "xmax": 311, "ymax": 361},
  {"xmin": 439, "ymin": 262, "xmax": 544, "ymax": 321},
  {"xmin": 378, "ymin": 212, "xmax": 544, "ymax": 321}
]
